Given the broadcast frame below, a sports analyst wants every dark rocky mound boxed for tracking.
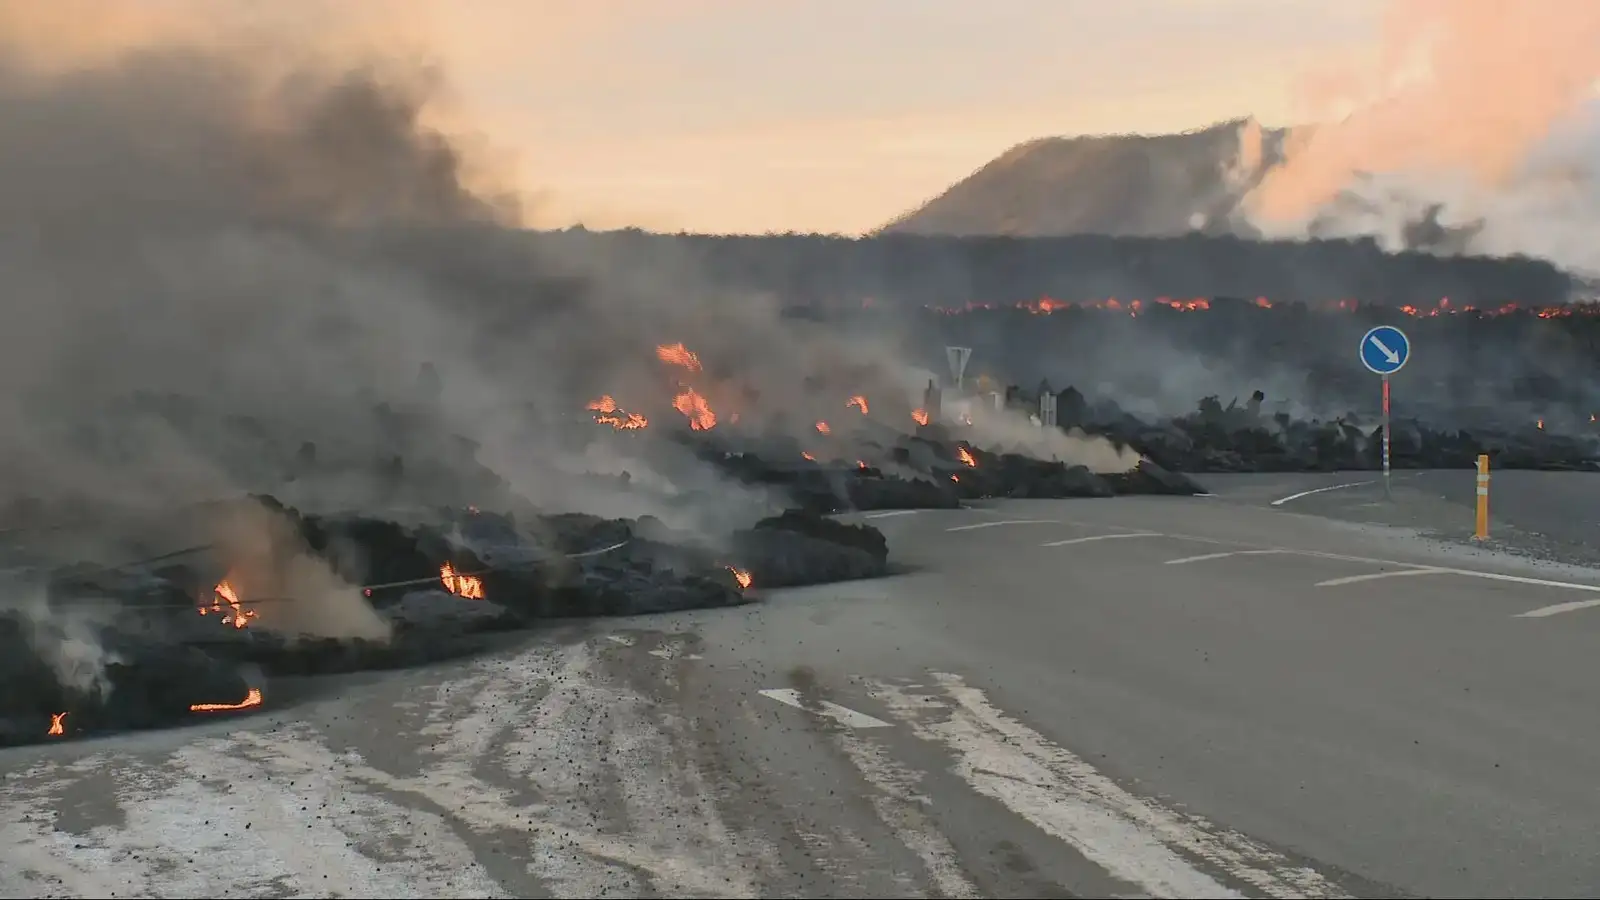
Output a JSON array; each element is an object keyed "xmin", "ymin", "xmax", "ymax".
[{"xmin": 1, "ymin": 496, "xmax": 892, "ymax": 748}]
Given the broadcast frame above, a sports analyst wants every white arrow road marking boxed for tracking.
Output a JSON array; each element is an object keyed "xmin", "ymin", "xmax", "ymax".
[
  {"xmin": 759, "ymin": 689, "xmax": 893, "ymax": 729},
  {"xmin": 1368, "ymin": 334, "xmax": 1401, "ymax": 364}
]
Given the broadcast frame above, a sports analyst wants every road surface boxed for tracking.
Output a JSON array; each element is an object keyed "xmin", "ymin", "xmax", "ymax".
[{"xmin": 7, "ymin": 480, "xmax": 1600, "ymax": 898}]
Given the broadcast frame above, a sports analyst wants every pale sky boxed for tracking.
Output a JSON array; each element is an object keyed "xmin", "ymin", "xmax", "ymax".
[
  {"xmin": 421, "ymin": 0, "xmax": 1386, "ymax": 234},
  {"xmin": 12, "ymin": 0, "xmax": 1389, "ymax": 234}
]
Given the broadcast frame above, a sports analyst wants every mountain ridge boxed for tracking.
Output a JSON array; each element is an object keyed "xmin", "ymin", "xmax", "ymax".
[{"xmin": 881, "ymin": 117, "xmax": 1304, "ymax": 239}]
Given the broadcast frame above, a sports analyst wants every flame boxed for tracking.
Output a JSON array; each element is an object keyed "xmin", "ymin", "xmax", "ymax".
[
  {"xmin": 440, "ymin": 562, "xmax": 485, "ymax": 599},
  {"xmin": 588, "ymin": 395, "xmax": 649, "ymax": 429},
  {"xmin": 728, "ymin": 567, "xmax": 753, "ymax": 589},
  {"xmin": 190, "ymin": 687, "xmax": 264, "ymax": 713},
  {"xmin": 1591, "ymin": 414, "xmax": 1596, "ymax": 423},
  {"xmin": 815, "ymin": 421, "xmax": 831, "ymax": 434},
  {"xmin": 847, "ymin": 395, "xmax": 869, "ymax": 414},
  {"xmin": 199, "ymin": 576, "xmax": 256, "ymax": 629},
  {"xmin": 802, "ymin": 451, "xmax": 816, "ymax": 461},
  {"xmin": 857, "ymin": 460, "xmax": 868, "ymax": 469},
  {"xmin": 1537, "ymin": 418, "xmax": 1545, "ymax": 430},
  {"xmin": 656, "ymin": 342, "xmax": 703, "ymax": 372},
  {"xmin": 950, "ymin": 474, "xmax": 960, "ymax": 482},
  {"xmin": 672, "ymin": 388, "xmax": 717, "ymax": 430},
  {"xmin": 911, "ymin": 408, "xmax": 930, "ymax": 426},
  {"xmin": 957, "ymin": 447, "xmax": 977, "ymax": 467},
  {"xmin": 596, "ymin": 412, "xmax": 649, "ymax": 430},
  {"xmin": 48, "ymin": 712, "xmax": 66, "ymax": 736}
]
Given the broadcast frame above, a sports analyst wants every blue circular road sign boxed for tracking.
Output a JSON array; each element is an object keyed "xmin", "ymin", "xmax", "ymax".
[{"xmin": 1359, "ymin": 325, "xmax": 1411, "ymax": 375}]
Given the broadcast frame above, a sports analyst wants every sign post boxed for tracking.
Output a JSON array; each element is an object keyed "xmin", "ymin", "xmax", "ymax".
[
  {"xmin": 944, "ymin": 346, "xmax": 973, "ymax": 391},
  {"xmin": 1358, "ymin": 325, "xmax": 1412, "ymax": 500}
]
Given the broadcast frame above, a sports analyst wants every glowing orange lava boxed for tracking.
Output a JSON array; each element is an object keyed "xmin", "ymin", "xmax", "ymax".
[
  {"xmin": 440, "ymin": 562, "xmax": 485, "ymax": 599},
  {"xmin": 911, "ymin": 408, "xmax": 930, "ymax": 426},
  {"xmin": 191, "ymin": 687, "xmax": 264, "ymax": 713},
  {"xmin": 673, "ymin": 388, "xmax": 717, "ymax": 430},
  {"xmin": 802, "ymin": 451, "xmax": 816, "ymax": 461},
  {"xmin": 957, "ymin": 447, "xmax": 977, "ymax": 467},
  {"xmin": 847, "ymin": 395, "xmax": 868, "ymax": 414},
  {"xmin": 198, "ymin": 577, "xmax": 256, "ymax": 629},
  {"xmin": 728, "ymin": 567, "xmax": 753, "ymax": 590},
  {"xmin": 815, "ymin": 421, "xmax": 831, "ymax": 434},
  {"xmin": 656, "ymin": 342, "xmax": 703, "ymax": 372},
  {"xmin": 48, "ymin": 712, "xmax": 66, "ymax": 736}
]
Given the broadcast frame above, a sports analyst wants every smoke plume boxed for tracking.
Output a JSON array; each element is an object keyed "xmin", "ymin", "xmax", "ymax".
[{"xmin": 1244, "ymin": 0, "xmax": 1600, "ymax": 274}]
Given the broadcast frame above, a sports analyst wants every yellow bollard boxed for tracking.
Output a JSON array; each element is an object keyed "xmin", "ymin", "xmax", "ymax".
[{"xmin": 1474, "ymin": 454, "xmax": 1490, "ymax": 540}]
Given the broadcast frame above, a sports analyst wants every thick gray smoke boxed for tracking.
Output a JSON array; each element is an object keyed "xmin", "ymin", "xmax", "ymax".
[
  {"xmin": 1243, "ymin": 0, "xmax": 1600, "ymax": 276},
  {"xmin": 0, "ymin": 5, "xmax": 1137, "ymax": 656}
]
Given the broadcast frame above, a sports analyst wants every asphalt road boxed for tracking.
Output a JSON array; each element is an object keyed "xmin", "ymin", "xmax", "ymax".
[{"xmin": 8, "ymin": 481, "xmax": 1600, "ymax": 898}]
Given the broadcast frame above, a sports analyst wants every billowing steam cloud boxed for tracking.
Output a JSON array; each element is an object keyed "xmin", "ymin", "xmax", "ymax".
[{"xmin": 1243, "ymin": 0, "xmax": 1600, "ymax": 274}]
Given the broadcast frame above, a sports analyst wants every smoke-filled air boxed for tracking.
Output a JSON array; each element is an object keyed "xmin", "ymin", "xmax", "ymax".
[{"xmin": 0, "ymin": 1, "xmax": 1139, "ymax": 655}]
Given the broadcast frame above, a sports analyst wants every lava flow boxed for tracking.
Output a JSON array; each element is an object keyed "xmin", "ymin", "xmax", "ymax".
[
  {"xmin": 439, "ymin": 562, "xmax": 485, "ymax": 599},
  {"xmin": 656, "ymin": 342, "xmax": 703, "ymax": 372},
  {"xmin": 815, "ymin": 421, "xmax": 832, "ymax": 434},
  {"xmin": 957, "ymin": 446, "xmax": 977, "ymax": 467},
  {"xmin": 727, "ymin": 566, "xmax": 753, "ymax": 590},
  {"xmin": 673, "ymin": 387, "xmax": 717, "ymax": 430},
  {"xmin": 48, "ymin": 712, "xmax": 66, "ymax": 736},
  {"xmin": 198, "ymin": 576, "xmax": 256, "ymax": 629},
  {"xmin": 911, "ymin": 408, "xmax": 930, "ymax": 426},
  {"xmin": 847, "ymin": 395, "xmax": 868, "ymax": 414},
  {"xmin": 190, "ymin": 687, "xmax": 264, "ymax": 713},
  {"xmin": 588, "ymin": 395, "xmax": 649, "ymax": 430}
]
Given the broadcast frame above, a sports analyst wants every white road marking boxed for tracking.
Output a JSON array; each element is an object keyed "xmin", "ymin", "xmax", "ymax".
[
  {"xmin": 1269, "ymin": 481, "xmax": 1374, "ymax": 506},
  {"xmin": 835, "ymin": 733, "xmax": 983, "ymax": 898},
  {"xmin": 1164, "ymin": 549, "xmax": 1285, "ymax": 566},
  {"xmin": 758, "ymin": 689, "xmax": 893, "ymax": 729},
  {"xmin": 872, "ymin": 674, "xmax": 1349, "ymax": 899},
  {"xmin": 1315, "ymin": 568, "xmax": 1444, "ymax": 587},
  {"xmin": 648, "ymin": 646, "xmax": 704, "ymax": 660},
  {"xmin": 863, "ymin": 509, "xmax": 922, "ymax": 519},
  {"xmin": 1042, "ymin": 532, "xmax": 1164, "ymax": 547},
  {"xmin": 946, "ymin": 519, "xmax": 1059, "ymax": 532},
  {"xmin": 1514, "ymin": 597, "xmax": 1600, "ymax": 619}
]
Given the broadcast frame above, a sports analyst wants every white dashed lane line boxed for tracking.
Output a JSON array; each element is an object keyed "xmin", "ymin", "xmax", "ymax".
[
  {"xmin": 1041, "ymin": 533, "xmax": 1164, "ymax": 547},
  {"xmin": 945, "ymin": 519, "xmax": 1060, "ymax": 532},
  {"xmin": 1269, "ymin": 481, "xmax": 1375, "ymax": 506},
  {"xmin": 1163, "ymin": 549, "xmax": 1285, "ymax": 566},
  {"xmin": 1314, "ymin": 568, "xmax": 1446, "ymax": 587},
  {"xmin": 1514, "ymin": 598, "xmax": 1600, "ymax": 619}
]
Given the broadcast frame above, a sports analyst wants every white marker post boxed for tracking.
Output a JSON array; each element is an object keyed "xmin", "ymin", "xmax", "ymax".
[
  {"xmin": 1359, "ymin": 325, "xmax": 1411, "ymax": 502},
  {"xmin": 1381, "ymin": 375, "xmax": 1391, "ymax": 500}
]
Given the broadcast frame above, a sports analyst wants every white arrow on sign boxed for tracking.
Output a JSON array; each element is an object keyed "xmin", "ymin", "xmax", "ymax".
[{"xmin": 1368, "ymin": 334, "xmax": 1401, "ymax": 365}]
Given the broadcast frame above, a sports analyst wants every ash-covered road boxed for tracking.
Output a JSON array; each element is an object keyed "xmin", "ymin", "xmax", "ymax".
[{"xmin": 8, "ymin": 480, "xmax": 1600, "ymax": 898}]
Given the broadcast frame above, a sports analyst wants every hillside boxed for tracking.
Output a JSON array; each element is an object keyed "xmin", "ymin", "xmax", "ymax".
[{"xmin": 882, "ymin": 118, "xmax": 1297, "ymax": 238}]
